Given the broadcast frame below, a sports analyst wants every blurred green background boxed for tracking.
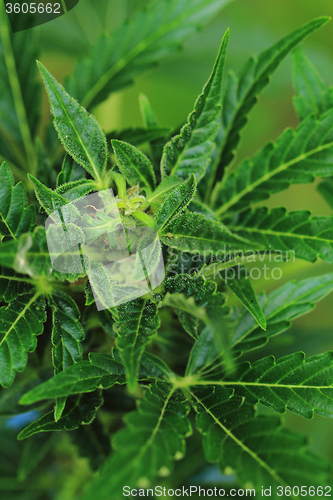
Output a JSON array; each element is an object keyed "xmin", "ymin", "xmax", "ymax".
[{"xmin": 7, "ymin": 0, "xmax": 333, "ymax": 494}]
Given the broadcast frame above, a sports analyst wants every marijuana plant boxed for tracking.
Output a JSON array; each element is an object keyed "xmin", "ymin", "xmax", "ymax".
[{"xmin": 0, "ymin": 2, "xmax": 333, "ymax": 499}]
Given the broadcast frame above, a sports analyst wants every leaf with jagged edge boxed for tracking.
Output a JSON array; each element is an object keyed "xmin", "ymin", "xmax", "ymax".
[
  {"xmin": 191, "ymin": 388, "xmax": 330, "ymax": 495},
  {"xmin": 57, "ymin": 154, "xmax": 86, "ymax": 186},
  {"xmin": 78, "ymin": 383, "xmax": 192, "ymax": 500},
  {"xmin": 226, "ymin": 207, "xmax": 333, "ymax": 264},
  {"xmin": 161, "ymin": 30, "xmax": 229, "ymax": 182},
  {"xmin": 37, "ymin": 62, "xmax": 107, "ymax": 184},
  {"xmin": 111, "ymin": 140, "xmax": 156, "ymax": 193},
  {"xmin": 19, "ymin": 350, "xmax": 173, "ymax": 405},
  {"xmin": 159, "ymin": 212, "xmax": 260, "ymax": 254},
  {"xmin": 225, "ymin": 271, "xmax": 266, "ymax": 330},
  {"xmin": 0, "ymin": 162, "xmax": 35, "ymax": 240},
  {"xmin": 292, "ymin": 47, "xmax": 333, "ymax": 121},
  {"xmin": 28, "ymin": 174, "xmax": 70, "ymax": 215},
  {"xmin": 208, "ymin": 17, "xmax": 330, "ymax": 192},
  {"xmin": 113, "ymin": 298, "xmax": 160, "ymax": 392},
  {"xmin": 318, "ymin": 178, "xmax": 333, "ymax": 210},
  {"xmin": 155, "ymin": 174, "xmax": 196, "ymax": 231},
  {"xmin": 0, "ymin": 226, "xmax": 85, "ymax": 281},
  {"xmin": 291, "ymin": 48, "xmax": 333, "ymax": 211},
  {"xmin": 65, "ymin": 0, "xmax": 232, "ymax": 110},
  {"xmin": 0, "ymin": 9, "xmax": 39, "ymax": 170},
  {"xmin": 55, "ymin": 179, "xmax": 97, "ymax": 202},
  {"xmin": 50, "ymin": 291, "xmax": 85, "ymax": 421},
  {"xmin": 195, "ymin": 351, "xmax": 333, "ymax": 419},
  {"xmin": 232, "ymin": 273, "xmax": 333, "ymax": 356},
  {"xmin": 0, "ymin": 291, "xmax": 46, "ymax": 388},
  {"xmin": 0, "ymin": 267, "xmax": 33, "ymax": 303},
  {"xmin": 213, "ymin": 109, "xmax": 333, "ymax": 217},
  {"xmin": 18, "ymin": 391, "xmax": 103, "ymax": 440},
  {"xmin": 164, "ymin": 274, "xmax": 227, "ymax": 340},
  {"xmin": 186, "ymin": 273, "xmax": 333, "ymax": 376}
]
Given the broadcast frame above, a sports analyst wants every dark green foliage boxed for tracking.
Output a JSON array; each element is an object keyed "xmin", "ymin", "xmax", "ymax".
[{"xmin": 0, "ymin": 7, "xmax": 333, "ymax": 498}]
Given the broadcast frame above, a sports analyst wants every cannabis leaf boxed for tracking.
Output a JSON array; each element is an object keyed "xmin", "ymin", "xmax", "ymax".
[
  {"xmin": 80, "ymin": 383, "xmax": 191, "ymax": 500},
  {"xmin": 19, "ymin": 351, "xmax": 172, "ymax": 405},
  {"xmin": 65, "ymin": 0, "xmax": 232, "ymax": 109},
  {"xmin": 161, "ymin": 29, "xmax": 229, "ymax": 181},
  {"xmin": 0, "ymin": 162, "xmax": 35, "ymax": 239},
  {"xmin": 192, "ymin": 388, "xmax": 330, "ymax": 493},
  {"xmin": 213, "ymin": 110, "xmax": 333, "ymax": 217},
  {"xmin": 18, "ymin": 391, "xmax": 103, "ymax": 440},
  {"xmin": 225, "ymin": 271, "xmax": 266, "ymax": 330},
  {"xmin": 114, "ymin": 299, "xmax": 160, "ymax": 391},
  {"xmin": 207, "ymin": 352, "xmax": 333, "ymax": 419},
  {"xmin": 155, "ymin": 174, "xmax": 196, "ymax": 231},
  {"xmin": 227, "ymin": 207, "xmax": 333, "ymax": 264},
  {"xmin": 111, "ymin": 140, "xmax": 156, "ymax": 193},
  {"xmin": 232, "ymin": 273, "xmax": 333, "ymax": 356},
  {"xmin": 37, "ymin": 62, "xmax": 108, "ymax": 184},
  {"xmin": 159, "ymin": 213, "xmax": 258, "ymax": 254},
  {"xmin": 0, "ymin": 292, "xmax": 46, "ymax": 387},
  {"xmin": 208, "ymin": 17, "xmax": 329, "ymax": 192},
  {"xmin": 292, "ymin": 47, "xmax": 333, "ymax": 120}
]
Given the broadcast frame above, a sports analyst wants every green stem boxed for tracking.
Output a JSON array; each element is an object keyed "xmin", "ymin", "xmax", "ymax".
[{"xmin": 0, "ymin": 4, "xmax": 37, "ymax": 174}]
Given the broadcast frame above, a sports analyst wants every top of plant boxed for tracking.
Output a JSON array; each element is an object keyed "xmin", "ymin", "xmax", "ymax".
[{"xmin": 0, "ymin": 1, "xmax": 333, "ymax": 498}]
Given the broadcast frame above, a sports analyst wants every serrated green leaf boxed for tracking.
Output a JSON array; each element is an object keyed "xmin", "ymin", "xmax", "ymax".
[
  {"xmin": 37, "ymin": 62, "xmax": 107, "ymax": 184},
  {"xmin": 114, "ymin": 298, "xmax": 160, "ymax": 391},
  {"xmin": 0, "ymin": 292, "xmax": 46, "ymax": 387},
  {"xmin": 18, "ymin": 391, "xmax": 103, "ymax": 440},
  {"xmin": 19, "ymin": 351, "xmax": 173, "ymax": 405},
  {"xmin": 292, "ymin": 47, "xmax": 333, "ymax": 121},
  {"xmin": 80, "ymin": 383, "xmax": 192, "ymax": 500},
  {"xmin": 232, "ymin": 273, "xmax": 333, "ymax": 356},
  {"xmin": 159, "ymin": 212, "xmax": 259, "ymax": 254},
  {"xmin": 0, "ymin": 267, "xmax": 33, "ymax": 303},
  {"xmin": 209, "ymin": 17, "xmax": 329, "ymax": 190},
  {"xmin": 226, "ymin": 271, "xmax": 266, "ymax": 330},
  {"xmin": 0, "ymin": 8, "xmax": 39, "ymax": 172},
  {"xmin": 161, "ymin": 30, "xmax": 229, "ymax": 181},
  {"xmin": 192, "ymin": 388, "xmax": 330, "ymax": 493},
  {"xmin": 227, "ymin": 207, "xmax": 333, "ymax": 264},
  {"xmin": 28, "ymin": 174, "xmax": 69, "ymax": 214},
  {"xmin": 318, "ymin": 178, "xmax": 333, "ymax": 210},
  {"xmin": 65, "ymin": 0, "xmax": 231, "ymax": 110},
  {"xmin": 203, "ymin": 351, "xmax": 333, "ymax": 419},
  {"xmin": 111, "ymin": 140, "xmax": 156, "ymax": 192},
  {"xmin": 155, "ymin": 174, "xmax": 196, "ymax": 231},
  {"xmin": 214, "ymin": 110, "xmax": 333, "ymax": 217},
  {"xmin": 0, "ymin": 162, "xmax": 35, "ymax": 239},
  {"xmin": 55, "ymin": 179, "xmax": 97, "ymax": 202},
  {"xmin": 51, "ymin": 291, "xmax": 84, "ymax": 373},
  {"xmin": 0, "ymin": 227, "xmax": 53, "ymax": 278},
  {"xmin": 57, "ymin": 154, "xmax": 86, "ymax": 186}
]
